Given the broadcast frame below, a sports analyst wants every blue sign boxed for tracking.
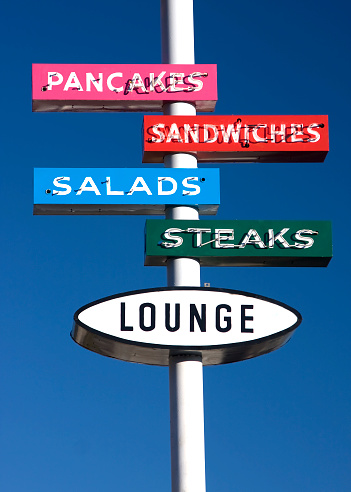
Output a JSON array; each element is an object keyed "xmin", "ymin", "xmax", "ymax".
[{"xmin": 33, "ymin": 168, "xmax": 220, "ymax": 215}]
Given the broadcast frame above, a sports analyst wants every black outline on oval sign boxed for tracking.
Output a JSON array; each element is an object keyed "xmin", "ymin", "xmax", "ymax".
[{"xmin": 71, "ymin": 287, "xmax": 302, "ymax": 366}]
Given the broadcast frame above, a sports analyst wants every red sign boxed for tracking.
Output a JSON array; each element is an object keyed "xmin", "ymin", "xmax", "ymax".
[
  {"xmin": 143, "ymin": 115, "xmax": 329, "ymax": 163},
  {"xmin": 32, "ymin": 64, "xmax": 217, "ymax": 112}
]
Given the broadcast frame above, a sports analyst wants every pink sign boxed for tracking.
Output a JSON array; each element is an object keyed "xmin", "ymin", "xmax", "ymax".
[{"xmin": 32, "ymin": 64, "xmax": 217, "ymax": 112}]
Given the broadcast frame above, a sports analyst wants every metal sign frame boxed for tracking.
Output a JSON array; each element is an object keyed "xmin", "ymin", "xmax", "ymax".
[{"xmin": 72, "ymin": 287, "xmax": 302, "ymax": 366}]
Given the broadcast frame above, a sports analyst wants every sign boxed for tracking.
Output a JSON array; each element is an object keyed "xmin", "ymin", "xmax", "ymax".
[
  {"xmin": 33, "ymin": 168, "xmax": 220, "ymax": 215},
  {"xmin": 142, "ymin": 115, "xmax": 329, "ymax": 163},
  {"xmin": 32, "ymin": 64, "xmax": 217, "ymax": 112},
  {"xmin": 72, "ymin": 287, "xmax": 302, "ymax": 366},
  {"xmin": 144, "ymin": 220, "xmax": 332, "ymax": 267}
]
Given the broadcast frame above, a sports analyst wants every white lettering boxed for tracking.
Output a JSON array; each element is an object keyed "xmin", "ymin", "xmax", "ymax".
[
  {"xmin": 166, "ymin": 123, "xmax": 183, "ymax": 143},
  {"xmin": 187, "ymin": 72, "xmax": 204, "ymax": 92},
  {"xmin": 128, "ymin": 73, "xmax": 147, "ymax": 93},
  {"xmin": 150, "ymin": 124, "xmax": 165, "ymax": 143},
  {"xmin": 182, "ymin": 177, "xmax": 200, "ymax": 196},
  {"xmin": 268, "ymin": 228, "xmax": 292, "ymax": 248},
  {"xmin": 107, "ymin": 73, "xmax": 123, "ymax": 92},
  {"xmin": 106, "ymin": 177, "xmax": 123, "ymax": 195},
  {"xmin": 184, "ymin": 124, "xmax": 199, "ymax": 143},
  {"xmin": 86, "ymin": 73, "xmax": 103, "ymax": 92},
  {"xmin": 149, "ymin": 71, "xmax": 166, "ymax": 92},
  {"xmin": 162, "ymin": 228, "xmax": 184, "ymax": 248},
  {"xmin": 220, "ymin": 123, "xmax": 241, "ymax": 143},
  {"xmin": 215, "ymin": 229, "xmax": 235, "ymax": 249},
  {"xmin": 47, "ymin": 72, "xmax": 63, "ymax": 90},
  {"xmin": 158, "ymin": 177, "xmax": 177, "ymax": 195},
  {"xmin": 270, "ymin": 124, "xmax": 286, "ymax": 143},
  {"xmin": 63, "ymin": 72, "xmax": 83, "ymax": 91},
  {"xmin": 128, "ymin": 177, "xmax": 152, "ymax": 195},
  {"xmin": 252, "ymin": 124, "xmax": 268, "ymax": 143},
  {"xmin": 203, "ymin": 124, "xmax": 218, "ymax": 143},
  {"xmin": 306, "ymin": 124, "xmax": 321, "ymax": 142},
  {"xmin": 240, "ymin": 229, "xmax": 266, "ymax": 249},
  {"xmin": 187, "ymin": 228, "xmax": 211, "ymax": 247},
  {"xmin": 169, "ymin": 73, "xmax": 185, "ymax": 92},
  {"xmin": 294, "ymin": 229, "xmax": 318, "ymax": 249},
  {"xmin": 243, "ymin": 125, "xmax": 249, "ymax": 144},
  {"xmin": 291, "ymin": 124, "xmax": 304, "ymax": 142},
  {"xmin": 53, "ymin": 176, "xmax": 71, "ymax": 195},
  {"xmin": 76, "ymin": 177, "xmax": 101, "ymax": 195}
]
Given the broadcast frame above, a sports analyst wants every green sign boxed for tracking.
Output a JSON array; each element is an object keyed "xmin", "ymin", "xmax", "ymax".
[{"xmin": 145, "ymin": 220, "xmax": 332, "ymax": 267}]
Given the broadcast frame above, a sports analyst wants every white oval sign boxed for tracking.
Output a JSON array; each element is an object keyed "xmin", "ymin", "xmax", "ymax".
[{"xmin": 72, "ymin": 287, "xmax": 301, "ymax": 366}]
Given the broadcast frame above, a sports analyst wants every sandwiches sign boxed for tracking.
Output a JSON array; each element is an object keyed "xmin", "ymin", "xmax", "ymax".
[{"xmin": 143, "ymin": 115, "xmax": 329, "ymax": 163}]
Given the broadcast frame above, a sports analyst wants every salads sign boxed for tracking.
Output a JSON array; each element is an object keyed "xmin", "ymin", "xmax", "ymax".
[
  {"xmin": 32, "ymin": 64, "xmax": 217, "ymax": 112},
  {"xmin": 72, "ymin": 287, "xmax": 302, "ymax": 366},
  {"xmin": 144, "ymin": 219, "xmax": 332, "ymax": 267},
  {"xmin": 33, "ymin": 168, "xmax": 220, "ymax": 215}
]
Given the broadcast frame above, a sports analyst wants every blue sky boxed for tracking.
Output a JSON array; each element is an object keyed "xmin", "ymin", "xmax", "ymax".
[{"xmin": 1, "ymin": 1, "xmax": 350, "ymax": 491}]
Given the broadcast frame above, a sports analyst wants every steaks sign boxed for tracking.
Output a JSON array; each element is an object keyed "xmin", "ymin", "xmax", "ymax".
[{"xmin": 144, "ymin": 219, "xmax": 332, "ymax": 267}]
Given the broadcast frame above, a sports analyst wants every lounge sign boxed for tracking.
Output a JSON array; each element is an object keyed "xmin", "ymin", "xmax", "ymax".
[
  {"xmin": 33, "ymin": 168, "xmax": 220, "ymax": 215},
  {"xmin": 72, "ymin": 287, "xmax": 302, "ymax": 366},
  {"xmin": 32, "ymin": 64, "xmax": 217, "ymax": 112},
  {"xmin": 143, "ymin": 115, "xmax": 329, "ymax": 163},
  {"xmin": 144, "ymin": 219, "xmax": 332, "ymax": 267}
]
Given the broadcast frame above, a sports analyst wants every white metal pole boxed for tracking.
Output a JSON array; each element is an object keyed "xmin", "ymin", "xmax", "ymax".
[
  {"xmin": 161, "ymin": 1, "xmax": 206, "ymax": 491},
  {"xmin": 169, "ymin": 354, "xmax": 206, "ymax": 492}
]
